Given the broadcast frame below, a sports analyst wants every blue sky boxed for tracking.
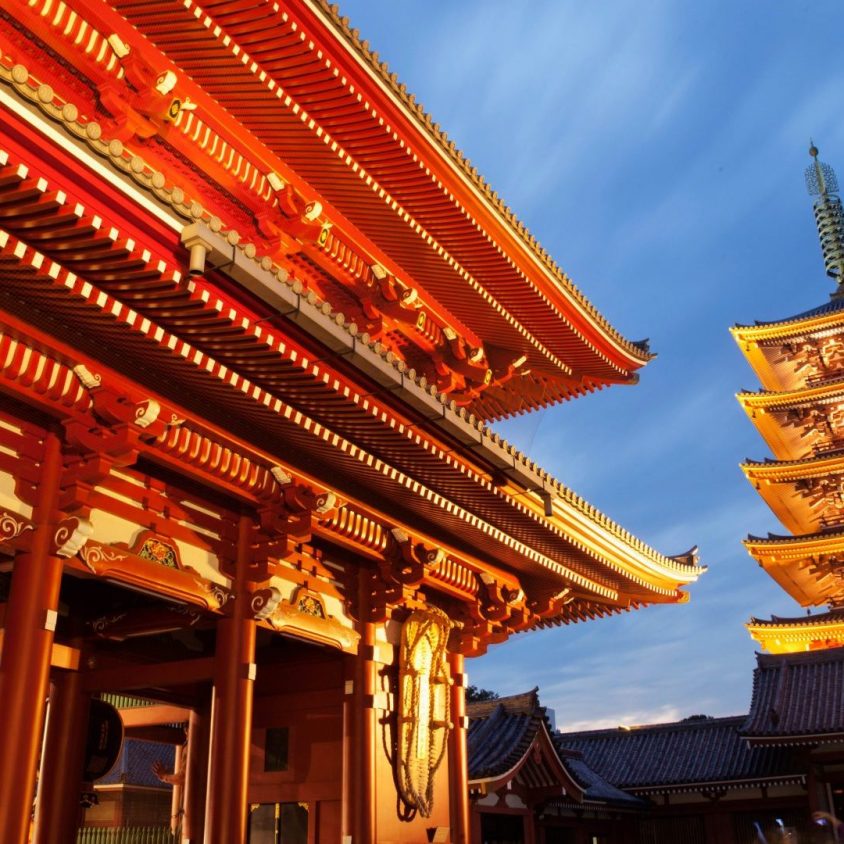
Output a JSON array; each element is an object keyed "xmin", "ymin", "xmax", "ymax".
[{"xmin": 338, "ymin": 0, "xmax": 844, "ymax": 729}]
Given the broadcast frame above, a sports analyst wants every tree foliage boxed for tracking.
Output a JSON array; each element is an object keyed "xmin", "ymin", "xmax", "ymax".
[{"xmin": 466, "ymin": 685, "xmax": 499, "ymax": 702}]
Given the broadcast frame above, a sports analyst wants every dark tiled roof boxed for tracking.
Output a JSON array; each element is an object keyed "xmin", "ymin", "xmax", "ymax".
[
  {"xmin": 467, "ymin": 689, "xmax": 543, "ymax": 780},
  {"xmin": 97, "ymin": 740, "xmax": 175, "ymax": 789},
  {"xmin": 560, "ymin": 753, "xmax": 645, "ymax": 807},
  {"xmin": 557, "ymin": 716, "xmax": 802, "ymax": 792},
  {"xmin": 746, "ymin": 526, "xmax": 844, "ymax": 544},
  {"xmin": 742, "ymin": 647, "xmax": 844, "ymax": 740},
  {"xmin": 737, "ymin": 293, "xmax": 844, "ymax": 330},
  {"xmin": 467, "ymin": 690, "xmax": 643, "ymax": 808}
]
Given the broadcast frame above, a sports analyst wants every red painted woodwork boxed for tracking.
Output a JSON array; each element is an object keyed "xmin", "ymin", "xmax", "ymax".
[
  {"xmin": 448, "ymin": 652, "xmax": 472, "ymax": 844},
  {"xmin": 33, "ymin": 665, "xmax": 91, "ymax": 844},
  {"xmin": 0, "ymin": 429, "xmax": 65, "ymax": 844},
  {"xmin": 206, "ymin": 514, "xmax": 257, "ymax": 844}
]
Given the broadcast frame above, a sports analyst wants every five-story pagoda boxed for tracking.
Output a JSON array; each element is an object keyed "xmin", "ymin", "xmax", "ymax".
[{"xmin": 735, "ymin": 144, "xmax": 844, "ymax": 652}]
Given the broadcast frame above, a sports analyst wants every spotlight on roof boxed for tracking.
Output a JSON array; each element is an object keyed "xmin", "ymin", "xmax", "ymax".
[
  {"xmin": 370, "ymin": 264, "xmax": 388, "ymax": 281},
  {"xmin": 513, "ymin": 354, "xmax": 528, "ymax": 369}
]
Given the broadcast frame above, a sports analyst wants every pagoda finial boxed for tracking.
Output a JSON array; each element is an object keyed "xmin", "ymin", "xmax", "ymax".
[{"xmin": 805, "ymin": 142, "xmax": 844, "ymax": 286}]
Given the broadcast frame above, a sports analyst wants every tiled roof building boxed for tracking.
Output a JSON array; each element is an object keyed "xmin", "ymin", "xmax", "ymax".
[
  {"xmin": 741, "ymin": 647, "xmax": 844, "ymax": 743},
  {"xmin": 558, "ymin": 716, "xmax": 805, "ymax": 795},
  {"xmin": 466, "ymin": 690, "xmax": 642, "ymax": 843}
]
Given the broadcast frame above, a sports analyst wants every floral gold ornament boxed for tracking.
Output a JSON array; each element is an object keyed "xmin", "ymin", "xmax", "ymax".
[{"xmin": 397, "ymin": 606, "xmax": 454, "ymax": 817}]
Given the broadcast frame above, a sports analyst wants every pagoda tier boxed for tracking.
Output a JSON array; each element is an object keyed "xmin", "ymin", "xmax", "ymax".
[
  {"xmin": 743, "ymin": 530, "xmax": 844, "ymax": 606},
  {"xmin": 0, "ymin": 0, "xmax": 651, "ymax": 422},
  {"xmin": 746, "ymin": 607, "xmax": 844, "ymax": 653},
  {"xmin": 736, "ymin": 378, "xmax": 844, "ymax": 461},
  {"xmin": 732, "ymin": 297, "xmax": 844, "ymax": 392},
  {"xmin": 741, "ymin": 451, "xmax": 844, "ymax": 534}
]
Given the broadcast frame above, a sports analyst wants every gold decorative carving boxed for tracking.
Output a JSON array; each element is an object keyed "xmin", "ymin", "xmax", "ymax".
[
  {"xmin": 131, "ymin": 530, "xmax": 182, "ymax": 570},
  {"xmin": 0, "ymin": 511, "xmax": 33, "ymax": 544},
  {"xmin": 192, "ymin": 577, "xmax": 233, "ymax": 611},
  {"xmin": 268, "ymin": 588, "xmax": 359, "ymax": 653},
  {"xmin": 78, "ymin": 544, "xmax": 128, "ymax": 574},
  {"xmin": 295, "ymin": 589, "xmax": 326, "ymax": 618}
]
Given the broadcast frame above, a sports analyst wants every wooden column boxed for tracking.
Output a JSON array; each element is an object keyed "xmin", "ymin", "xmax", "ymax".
[
  {"xmin": 352, "ymin": 576, "xmax": 376, "ymax": 844},
  {"xmin": 341, "ymin": 654, "xmax": 356, "ymax": 840},
  {"xmin": 0, "ymin": 430, "xmax": 64, "ymax": 844},
  {"xmin": 183, "ymin": 703, "xmax": 210, "ymax": 843},
  {"xmin": 448, "ymin": 650, "xmax": 471, "ymax": 844},
  {"xmin": 32, "ymin": 664, "xmax": 90, "ymax": 844},
  {"xmin": 205, "ymin": 514, "xmax": 257, "ymax": 844}
]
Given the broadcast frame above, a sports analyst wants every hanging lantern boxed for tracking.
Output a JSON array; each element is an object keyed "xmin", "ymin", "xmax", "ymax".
[{"xmin": 397, "ymin": 606, "xmax": 454, "ymax": 817}]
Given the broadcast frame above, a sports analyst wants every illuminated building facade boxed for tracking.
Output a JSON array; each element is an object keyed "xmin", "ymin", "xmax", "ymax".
[{"xmin": 0, "ymin": 3, "xmax": 702, "ymax": 843}]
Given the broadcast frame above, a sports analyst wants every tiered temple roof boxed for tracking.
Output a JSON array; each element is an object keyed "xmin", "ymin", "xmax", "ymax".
[{"xmin": 734, "ymin": 148, "xmax": 844, "ymax": 623}]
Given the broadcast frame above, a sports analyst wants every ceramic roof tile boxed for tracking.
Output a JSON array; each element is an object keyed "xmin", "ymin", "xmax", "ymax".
[
  {"xmin": 742, "ymin": 647, "xmax": 844, "ymax": 739},
  {"xmin": 557, "ymin": 716, "xmax": 801, "ymax": 790}
]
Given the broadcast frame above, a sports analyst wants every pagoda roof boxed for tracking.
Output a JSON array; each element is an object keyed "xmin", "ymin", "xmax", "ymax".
[
  {"xmin": 732, "ymin": 299, "xmax": 844, "ymax": 392},
  {"xmin": 741, "ymin": 451, "xmax": 844, "ymax": 535},
  {"xmin": 557, "ymin": 716, "xmax": 804, "ymax": 794},
  {"xmin": 741, "ymin": 647, "xmax": 844, "ymax": 744},
  {"xmin": 733, "ymin": 294, "xmax": 844, "ymax": 337},
  {"xmin": 8, "ymin": 0, "xmax": 653, "ymax": 421},
  {"xmin": 743, "ymin": 529, "xmax": 844, "ymax": 607},
  {"xmin": 737, "ymin": 378, "xmax": 844, "ymax": 461},
  {"xmin": 749, "ymin": 607, "xmax": 844, "ymax": 627},
  {"xmin": 467, "ymin": 689, "xmax": 641, "ymax": 808},
  {"xmin": 746, "ymin": 609, "xmax": 844, "ymax": 654}
]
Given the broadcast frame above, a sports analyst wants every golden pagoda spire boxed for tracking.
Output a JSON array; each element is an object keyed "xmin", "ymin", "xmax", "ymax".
[{"xmin": 806, "ymin": 142, "xmax": 844, "ymax": 287}]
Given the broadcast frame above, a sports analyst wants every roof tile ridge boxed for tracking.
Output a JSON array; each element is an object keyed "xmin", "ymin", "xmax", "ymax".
[
  {"xmin": 739, "ymin": 371, "xmax": 844, "ymax": 400},
  {"xmin": 314, "ymin": 0, "xmax": 652, "ymax": 362},
  {"xmin": 558, "ymin": 714, "xmax": 746, "ymax": 739}
]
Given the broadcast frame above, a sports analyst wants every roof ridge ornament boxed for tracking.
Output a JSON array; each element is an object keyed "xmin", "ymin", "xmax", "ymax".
[{"xmin": 805, "ymin": 142, "xmax": 844, "ymax": 290}]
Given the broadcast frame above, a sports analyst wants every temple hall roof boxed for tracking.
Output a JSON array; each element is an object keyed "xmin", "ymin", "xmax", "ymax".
[
  {"xmin": 556, "ymin": 716, "xmax": 803, "ymax": 793},
  {"xmin": 742, "ymin": 647, "xmax": 844, "ymax": 743},
  {"xmin": 467, "ymin": 690, "xmax": 641, "ymax": 808},
  {"xmin": 467, "ymin": 689, "xmax": 546, "ymax": 782}
]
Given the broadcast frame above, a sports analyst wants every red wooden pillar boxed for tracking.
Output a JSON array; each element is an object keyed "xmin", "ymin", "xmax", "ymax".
[
  {"xmin": 32, "ymin": 664, "xmax": 90, "ymax": 844},
  {"xmin": 0, "ymin": 429, "xmax": 64, "ymax": 844},
  {"xmin": 352, "ymin": 575, "xmax": 376, "ymax": 844},
  {"xmin": 448, "ymin": 650, "xmax": 471, "ymax": 844},
  {"xmin": 205, "ymin": 514, "xmax": 257, "ymax": 844},
  {"xmin": 341, "ymin": 653, "xmax": 356, "ymax": 840},
  {"xmin": 183, "ymin": 703, "xmax": 210, "ymax": 843}
]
